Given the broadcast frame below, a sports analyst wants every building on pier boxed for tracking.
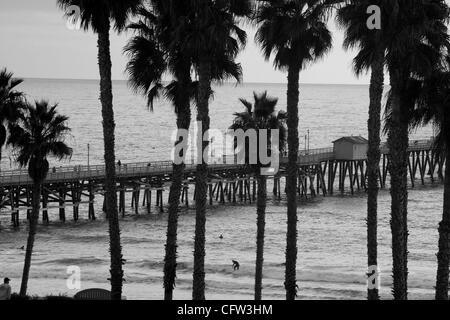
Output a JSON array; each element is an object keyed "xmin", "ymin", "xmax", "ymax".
[{"xmin": 333, "ymin": 136, "xmax": 368, "ymax": 160}]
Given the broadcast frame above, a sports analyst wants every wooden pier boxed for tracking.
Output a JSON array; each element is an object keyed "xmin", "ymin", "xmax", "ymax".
[{"xmin": 0, "ymin": 139, "xmax": 444, "ymax": 227}]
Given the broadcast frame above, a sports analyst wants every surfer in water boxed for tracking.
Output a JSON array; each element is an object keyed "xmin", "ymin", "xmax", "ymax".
[{"xmin": 232, "ymin": 260, "xmax": 240, "ymax": 271}]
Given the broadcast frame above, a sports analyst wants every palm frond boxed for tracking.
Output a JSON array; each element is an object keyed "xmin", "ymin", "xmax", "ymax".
[
  {"xmin": 7, "ymin": 100, "xmax": 72, "ymax": 181},
  {"xmin": 255, "ymin": 0, "xmax": 333, "ymax": 70},
  {"xmin": 57, "ymin": 0, "xmax": 141, "ymax": 33}
]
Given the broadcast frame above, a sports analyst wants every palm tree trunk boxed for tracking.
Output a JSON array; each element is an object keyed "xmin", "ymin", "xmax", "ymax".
[
  {"xmin": 435, "ymin": 153, "xmax": 450, "ymax": 300},
  {"xmin": 255, "ymin": 174, "xmax": 267, "ymax": 300},
  {"xmin": 285, "ymin": 64, "xmax": 300, "ymax": 300},
  {"xmin": 366, "ymin": 53, "xmax": 384, "ymax": 300},
  {"xmin": 164, "ymin": 162, "xmax": 185, "ymax": 300},
  {"xmin": 192, "ymin": 60, "xmax": 211, "ymax": 300},
  {"xmin": 97, "ymin": 23, "xmax": 123, "ymax": 301},
  {"xmin": 387, "ymin": 82, "xmax": 409, "ymax": 300},
  {"xmin": 19, "ymin": 182, "xmax": 41, "ymax": 296},
  {"xmin": 0, "ymin": 124, "xmax": 6, "ymax": 173},
  {"xmin": 164, "ymin": 74, "xmax": 192, "ymax": 300}
]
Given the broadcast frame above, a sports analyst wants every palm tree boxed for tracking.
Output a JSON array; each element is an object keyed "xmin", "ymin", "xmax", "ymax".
[
  {"xmin": 125, "ymin": 1, "xmax": 191, "ymax": 301},
  {"xmin": 382, "ymin": 0, "xmax": 449, "ymax": 299},
  {"xmin": 230, "ymin": 91, "xmax": 287, "ymax": 300},
  {"xmin": 8, "ymin": 100, "xmax": 72, "ymax": 297},
  {"xmin": 336, "ymin": 0, "xmax": 387, "ymax": 300},
  {"xmin": 178, "ymin": 0, "xmax": 252, "ymax": 300},
  {"xmin": 254, "ymin": 0, "xmax": 333, "ymax": 300},
  {"xmin": 57, "ymin": 0, "xmax": 141, "ymax": 300},
  {"xmin": 0, "ymin": 68, "xmax": 25, "ymax": 170},
  {"xmin": 413, "ymin": 55, "xmax": 450, "ymax": 300},
  {"xmin": 125, "ymin": 0, "xmax": 243, "ymax": 300}
]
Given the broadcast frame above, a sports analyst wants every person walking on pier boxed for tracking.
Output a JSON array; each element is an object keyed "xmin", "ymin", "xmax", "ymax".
[{"xmin": 0, "ymin": 278, "xmax": 11, "ymax": 300}]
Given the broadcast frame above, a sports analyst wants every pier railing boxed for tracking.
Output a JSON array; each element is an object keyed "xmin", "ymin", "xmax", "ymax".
[
  {"xmin": 0, "ymin": 159, "xmax": 242, "ymax": 185},
  {"xmin": 0, "ymin": 139, "xmax": 435, "ymax": 186},
  {"xmin": 0, "ymin": 161, "xmax": 176, "ymax": 185},
  {"xmin": 298, "ymin": 147, "xmax": 335, "ymax": 165},
  {"xmin": 381, "ymin": 139, "xmax": 433, "ymax": 153}
]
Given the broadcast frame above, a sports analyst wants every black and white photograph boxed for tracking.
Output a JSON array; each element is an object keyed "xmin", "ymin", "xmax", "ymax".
[{"xmin": 1, "ymin": 0, "xmax": 450, "ymax": 308}]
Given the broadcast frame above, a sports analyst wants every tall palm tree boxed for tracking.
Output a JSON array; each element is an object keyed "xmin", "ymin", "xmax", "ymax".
[
  {"xmin": 336, "ymin": 0, "xmax": 387, "ymax": 300},
  {"xmin": 125, "ymin": 0, "xmax": 243, "ymax": 300},
  {"xmin": 178, "ymin": 0, "xmax": 252, "ymax": 300},
  {"xmin": 125, "ymin": 1, "xmax": 192, "ymax": 301},
  {"xmin": 413, "ymin": 55, "xmax": 450, "ymax": 300},
  {"xmin": 8, "ymin": 100, "xmax": 72, "ymax": 297},
  {"xmin": 230, "ymin": 91, "xmax": 287, "ymax": 300},
  {"xmin": 255, "ymin": 0, "xmax": 333, "ymax": 300},
  {"xmin": 382, "ymin": 0, "xmax": 449, "ymax": 299},
  {"xmin": 57, "ymin": 0, "xmax": 141, "ymax": 300},
  {"xmin": 0, "ymin": 68, "xmax": 25, "ymax": 170}
]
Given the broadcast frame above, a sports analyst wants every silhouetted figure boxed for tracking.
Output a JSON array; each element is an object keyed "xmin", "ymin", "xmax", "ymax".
[
  {"xmin": 219, "ymin": 234, "xmax": 223, "ymax": 240},
  {"xmin": 117, "ymin": 160, "xmax": 122, "ymax": 167},
  {"xmin": 232, "ymin": 260, "xmax": 240, "ymax": 271},
  {"xmin": 0, "ymin": 278, "xmax": 11, "ymax": 300}
]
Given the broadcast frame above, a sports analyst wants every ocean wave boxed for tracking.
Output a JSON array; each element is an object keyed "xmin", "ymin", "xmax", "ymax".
[
  {"xmin": 133, "ymin": 260, "xmax": 191, "ymax": 271},
  {"xmin": 58, "ymin": 234, "xmax": 109, "ymax": 243},
  {"xmin": 34, "ymin": 256, "xmax": 105, "ymax": 266}
]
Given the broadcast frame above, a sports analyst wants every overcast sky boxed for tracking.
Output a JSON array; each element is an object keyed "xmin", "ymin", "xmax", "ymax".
[{"xmin": 0, "ymin": 0, "xmax": 372, "ymax": 84}]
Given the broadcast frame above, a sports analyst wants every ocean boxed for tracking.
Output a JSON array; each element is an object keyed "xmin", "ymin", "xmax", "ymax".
[{"xmin": 0, "ymin": 79, "xmax": 441, "ymax": 299}]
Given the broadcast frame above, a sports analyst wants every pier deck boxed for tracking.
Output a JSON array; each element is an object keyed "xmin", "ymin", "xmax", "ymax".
[
  {"xmin": 0, "ymin": 139, "xmax": 434, "ymax": 186},
  {"xmin": 0, "ymin": 139, "xmax": 444, "ymax": 226}
]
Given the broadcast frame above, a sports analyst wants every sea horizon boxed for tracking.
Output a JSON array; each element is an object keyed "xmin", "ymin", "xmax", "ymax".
[{"xmin": 22, "ymin": 76, "xmax": 374, "ymax": 87}]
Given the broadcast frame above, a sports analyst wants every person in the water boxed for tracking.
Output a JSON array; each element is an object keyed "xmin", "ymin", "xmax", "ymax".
[{"xmin": 232, "ymin": 260, "xmax": 240, "ymax": 271}]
